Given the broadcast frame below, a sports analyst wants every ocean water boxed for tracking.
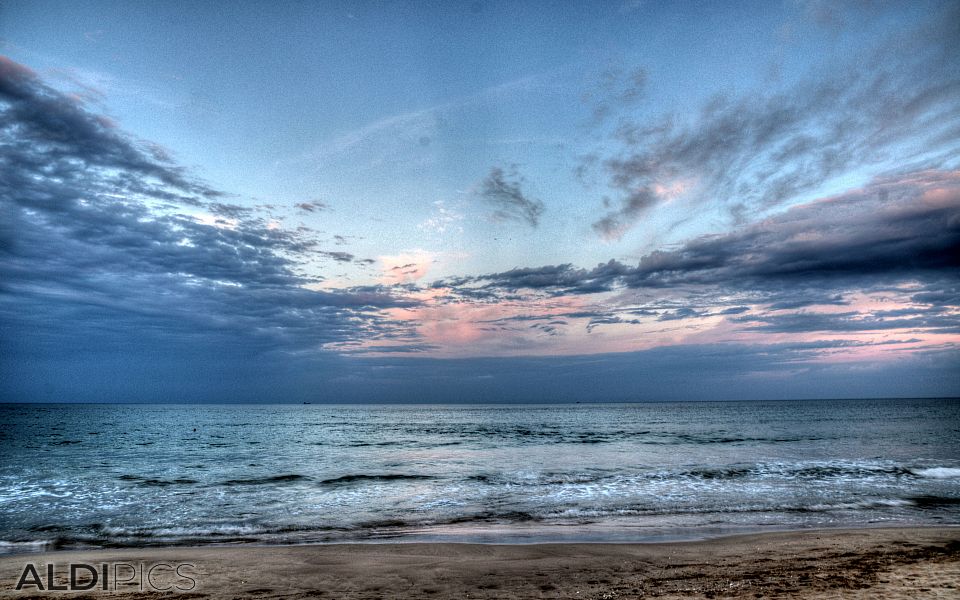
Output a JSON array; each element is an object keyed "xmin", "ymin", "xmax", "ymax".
[{"xmin": 0, "ymin": 399, "xmax": 958, "ymax": 553}]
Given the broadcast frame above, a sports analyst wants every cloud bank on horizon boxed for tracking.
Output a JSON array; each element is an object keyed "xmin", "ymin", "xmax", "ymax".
[{"xmin": 0, "ymin": 1, "xmax": 958, "ymax": 402}]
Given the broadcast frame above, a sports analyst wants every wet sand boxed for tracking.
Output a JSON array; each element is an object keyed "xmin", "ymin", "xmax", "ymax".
[{"xmin": 1, "ymin": 527, "xmax": 957, "ymax": 598}]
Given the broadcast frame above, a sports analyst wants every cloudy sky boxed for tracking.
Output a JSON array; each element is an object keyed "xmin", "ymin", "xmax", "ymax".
[{"xmin": 1, "ymin": 0, "xmax": 958, "ymax": 402}]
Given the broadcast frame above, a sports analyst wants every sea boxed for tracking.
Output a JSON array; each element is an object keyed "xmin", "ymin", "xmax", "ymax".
[{"xmin": 1, "ymin": 399, "xmax": 958, "ymax": 554}]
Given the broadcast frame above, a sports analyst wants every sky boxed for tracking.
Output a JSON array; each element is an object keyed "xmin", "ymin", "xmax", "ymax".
[{"xmin": 1, "ymin": 0, "xmax": 958, "ymax": 402}]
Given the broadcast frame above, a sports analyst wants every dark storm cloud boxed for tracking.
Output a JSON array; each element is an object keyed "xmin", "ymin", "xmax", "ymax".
[
  {"xmin": 591, "ymin": 9, "xmax": 960, "ymax": 238},
  {"xmin": 0, "ymin": 55, "xmax": 422, "ymax": 394},
  {"xmin": 0, "ymin": 57, "xmax": 219, "ymax": 203},
  {"xmin": 620, "ymin": 172, "xmax": 960, "ymax": 290},
  {"xmin": 478, "ymin": 165, "xmax": 545, "ymax": 227},
  {"xmin": 447, "ymin": 170, "xmax": 960, "ymax": 298}
]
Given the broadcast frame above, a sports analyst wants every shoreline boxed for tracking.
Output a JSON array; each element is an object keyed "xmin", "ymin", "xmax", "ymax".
[
  {"xmin": 2, "ymin": 526, "xmax": 957, "ymax": 598},
  {"xmin": 4, "ymin": 521, "xmax": 959, "ymax": 554}
]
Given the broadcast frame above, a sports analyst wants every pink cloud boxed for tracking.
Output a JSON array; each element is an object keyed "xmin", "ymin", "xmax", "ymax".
[{"xmin": 379, "ymin": 251, "xmax": 435, "ymax": 284}]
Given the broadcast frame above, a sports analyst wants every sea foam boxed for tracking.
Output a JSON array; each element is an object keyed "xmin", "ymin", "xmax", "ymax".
[{"xmin": 912, "ymin": 467, "xmax": 960, "ymax": 479}]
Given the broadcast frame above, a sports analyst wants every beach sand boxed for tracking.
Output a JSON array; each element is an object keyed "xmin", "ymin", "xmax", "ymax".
[{"xmin": 1, "ymin": 527, "xmax": 957, "ymax": 598}]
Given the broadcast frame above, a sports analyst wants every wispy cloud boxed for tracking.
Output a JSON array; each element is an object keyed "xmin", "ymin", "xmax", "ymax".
[
  {"xmin": 477, "ymin": 165, "xmax": 545, "ymax": 227},
  {"xmin": 581, "ymin": 65, "xmax": 647, "ymax": 123},
  {"xmin": 418, "ymin": 200, "xmax": 464, "ymax": 235},
  {"xmin": 297, "ymin": 67, "xmax": 565, "ymax": 168},
  {"xmin": 379, "ymin": 250, "xmax": 437, "ymax": 285},
  {"xmin": 306, "ymin": 107, "xmax": 438, "ymax": 164},
  {"xmin": 588, "ymin": 9, "xmax": 960, "ymax": 239},
  {"xmin": 295, "ymin": 200, "xmax": 329, "ymax": 213}
]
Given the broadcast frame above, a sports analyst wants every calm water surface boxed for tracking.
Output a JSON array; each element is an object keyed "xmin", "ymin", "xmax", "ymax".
[{"xmin": 1, "ymin": 399, "xmax": 958, "ymax": 553}]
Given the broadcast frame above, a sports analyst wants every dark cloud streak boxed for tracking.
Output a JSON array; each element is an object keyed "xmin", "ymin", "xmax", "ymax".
[{"xmin": 478, "ymin": 165, "xmax": 545, "ymax": 227}]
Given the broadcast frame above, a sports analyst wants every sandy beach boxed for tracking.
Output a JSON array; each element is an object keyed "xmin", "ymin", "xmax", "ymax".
[{"xmin": 1, "ymin": 527, "xmax": 957, "ymax": 599}]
